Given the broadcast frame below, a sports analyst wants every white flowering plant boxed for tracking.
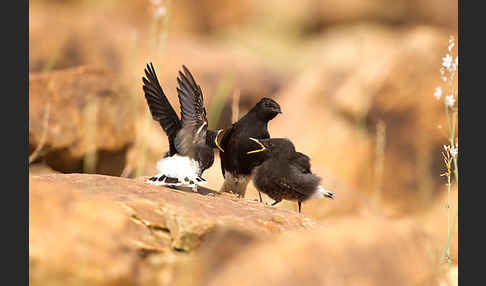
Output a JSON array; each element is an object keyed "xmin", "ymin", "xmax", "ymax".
[{"xmin": 436, "ymin": 36, "xmax": 458, "ymax": 269}]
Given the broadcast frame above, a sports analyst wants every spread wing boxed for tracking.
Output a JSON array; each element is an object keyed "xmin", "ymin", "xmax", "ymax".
[
  {"xmin": 142, "ymin": 62, "xmax": 182, "ymax": 155},
  {"xmin": 176, "ymin": 65, "xmax": 208, "ymax": 130},
  {"xmin": 172, "ymin": 65, "xmax": 210, "ymax": 156}
]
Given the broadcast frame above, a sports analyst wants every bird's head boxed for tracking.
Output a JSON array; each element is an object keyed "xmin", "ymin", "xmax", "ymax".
[{"xmin": 254, "ymin": 98, "xmax": 282, "ymax": 121}]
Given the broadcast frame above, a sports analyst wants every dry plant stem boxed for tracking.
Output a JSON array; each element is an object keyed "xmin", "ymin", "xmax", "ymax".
[
  {"xmin": 208, "ymin": 76, "xmax": 234, "ymax": 130},
  {"xmin": 42, "ymin": 53, "xmax": 57, "ymax": 73},
  {"xmin": 121, "ymin": 164, "xmax": 134, "ymax": 178},
  {"xmin": 440, "ymin": 56, "xmax": 458, "ymax": 268},
  {"xmin": 29, "ymin": 102, "xmax": 51, "ymax": 164},
  {"xmin": 158, "ymin": 0, "xmax": 171, "ymax": 54},
  {"xmin": 452, "ymin": 110, "xmax": 458, "ymax": 178},
  {"xmin": 83, "ymin": 99, "xmax": 99, "ymax": 174},
  {"xmin": 232, "ymin": 89, "xmax": 240, "ymax": 123},
  {"xmin": 446, "ymin": 161, "xmax": 451, "ymax": 265},
  {"xmin": 373, "ymin": 120, "xmax": 386, "ymax": 208},
  {"xmin": 120, "ymin": 31, "xmax": 140, "ymax": 178},
  {"xmin": 130, "ymin": 31, "xmax": 140, "ymax": 119},
  {"xmin": 137, "ymin": 114, "xmax": 151, "ymax": 177},
  {"xmin": 137, "ymin": 1, "xmax": 171, "ymax": 177}
]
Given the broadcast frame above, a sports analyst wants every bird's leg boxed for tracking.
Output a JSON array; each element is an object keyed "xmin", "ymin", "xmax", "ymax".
[
  {"xmin": 234, "ymin": 181, "xmax": 240, "ymax": 197},
  {"xmin": 298, "ymin": 201, "xmax": 302, "ymax": 214},
  {"xmin": 192, "ymin": 184, "xmax": 198, "ymax": 193},
  {"xmin": 271, "ymin": 200, "xmax": 281, "ymax": 206},
  {"xmin": 258, "ymin": 191, "xmax": 263, "ymax": 203},
  {"xmin": 236, "ymin": 177, "xmax": 250, "ymax": 199}
]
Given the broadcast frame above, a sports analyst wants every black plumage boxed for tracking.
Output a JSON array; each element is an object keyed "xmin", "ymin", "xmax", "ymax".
[
  {"xmin": 142, "ymin": 63, "xmax": 223, "ymax": 189},
  {"xmin": 246, "ymin": 138, "xmax": 335, "ymax": 213},
  {"xmin": 218, "ymin": 98, "xmax": 282, "ymax": 198}
]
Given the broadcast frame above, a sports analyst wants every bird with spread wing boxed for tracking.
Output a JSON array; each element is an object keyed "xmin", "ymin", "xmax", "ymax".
[{"xmin": 142, "ymin": 63, "xmax": 224, "ymax": 191}]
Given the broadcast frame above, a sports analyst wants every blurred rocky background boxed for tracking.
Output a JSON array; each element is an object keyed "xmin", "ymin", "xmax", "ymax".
[{"xmin": 29, "ymin": 0, "xmax": 458, "ymax": 285}]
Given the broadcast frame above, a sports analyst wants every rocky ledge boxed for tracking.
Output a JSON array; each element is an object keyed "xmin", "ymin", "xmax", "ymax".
[
  {"xmin": 29, "ymin": 173, "xmax": 443, "ymax": 286},
  {"xmin": 29, "ymin": 173, "xmax": 316, "ymax": 286}
]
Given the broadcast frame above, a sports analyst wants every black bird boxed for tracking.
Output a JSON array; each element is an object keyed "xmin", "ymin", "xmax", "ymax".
[
  {"xmin": 218, "ymin": 98, "xmax": 282, "ymax": 199},
  {"xmin": 142, "ymin": 63, "xmax": 224, "ymax": 191},
  {"xmin": 245, "ymin": 137, "xmax": 335, "ymax": 213}
]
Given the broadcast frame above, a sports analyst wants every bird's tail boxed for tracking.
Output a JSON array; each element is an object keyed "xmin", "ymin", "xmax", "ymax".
[{"xmin": 312, "ymin": 186, "xmax": 335, "ymax": 200}]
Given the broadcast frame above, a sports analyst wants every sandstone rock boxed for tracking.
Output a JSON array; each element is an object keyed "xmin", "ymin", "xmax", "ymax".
[
  {"xmin": 204, "ymin": 217, "xmax": 441, "ymax": 286},
  {"xmin": 29, "ymin": 163, "xmax": 61, "ymax": 175},
  {"xmin": 29, "ymin": 66, "xmax": 135, "ymax": 175},
  {"xmin": 30, "ymin": 173, "xmax": 314, "ymax": 285},
  {"xmin": 29, "ymin": 177, "xmax": 138, "ymax": 286},
  {"xmin": 31, "ymin": 0, "xmax": 457, "ymax": 40},
  {"xmin": 264, "ymin": 25, "xmax": 456, "ymax": 216},
  {"xmin": 29, "ymin": 2, "xmax": 136, "ymax": 73}
]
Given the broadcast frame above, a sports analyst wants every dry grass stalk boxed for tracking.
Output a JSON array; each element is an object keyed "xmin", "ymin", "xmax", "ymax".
[{"xmin": 29, "ymin": 102, "xmax": 51, "ymax": 164}]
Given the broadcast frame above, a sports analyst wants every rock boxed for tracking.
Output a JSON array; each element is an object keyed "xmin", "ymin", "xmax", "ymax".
[
  {"xmin": 29, "ymin": 176, "xmax": 138, "ymax": 286},
  {"xmin": 29, "ymin": 163, "xmax": 61, "ymax": 175},
  {"xmin": 204, "ymin": 217, "xmax": 441, "ymax": 286},
  {"xmin": 29, "ymin": 2, "xmax": 136, "ymax": 73},
  {"xmin": 30, "ymin": 173, "xmax": 314, "ymax": 285},
  {"xmin": 263, "ymin": 25, "xmax": 456, "ymax": 216},
  {"xmin": 29, "ymin": 66, "xmax": 135, "ymax": 175}
]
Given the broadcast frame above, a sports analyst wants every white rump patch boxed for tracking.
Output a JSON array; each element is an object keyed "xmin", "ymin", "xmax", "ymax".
[
  {"xmin": 311, "ymin": 186, "xmax": 335, "ymax": 200},
  {"xmin": 146, "ymin": 154, "xmax": 204, "ymax": 188}
]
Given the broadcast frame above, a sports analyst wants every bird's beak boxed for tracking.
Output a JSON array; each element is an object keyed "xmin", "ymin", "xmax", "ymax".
[
  {"xmin": 194, "ymin": 121, "xmax": 207, "ymax": 142},
  {"xmin": 247, "ymin": 138, "xmax": 267, "ymax": 154},
  {"xmin": 215, "ymin": 129, "xmax": 225, "ymax": 152}
]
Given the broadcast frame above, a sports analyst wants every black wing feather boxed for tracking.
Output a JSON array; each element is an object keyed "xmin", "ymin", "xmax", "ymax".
[
  {"xmin": 142, "ymin": 62, "xmax": 182, "ymax": 155},
  {"xmin": 218, "ymin": 124, "xmax": 236, "ymax": 176},
  {"xmin": 176, "ymin": 65, "xmax": 207, "ymax": 129}
]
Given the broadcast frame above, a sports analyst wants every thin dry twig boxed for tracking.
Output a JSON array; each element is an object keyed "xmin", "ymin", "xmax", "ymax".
[
  {"xmin": 231, "ymin": 89, "xmax": 240, "ymax": 123},
  {"xmin": 121, "ymin": 163, "xmax": 134, "ymax": 178},
  {"xmin": 29, "ymin": 102, "xmax": 51, "ymax": 164},
  {"xmin": 373, "ymin": 120, "xmax": 386, "ymax": 207}
]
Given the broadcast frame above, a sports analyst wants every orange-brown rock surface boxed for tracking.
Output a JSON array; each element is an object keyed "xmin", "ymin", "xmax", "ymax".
[
  {"xmin": 30, "ymin": 173, "xmax": 452, "ymax": 286},
  {"xmin": 29, "ymin": 1, "xmax": 458, "ymax": 285},
  {"xmin": 29, "ymin": 173, "xmax": 315, "ymax": 285},
  {"xmin": 262, "ymin": 24, "xmax": 456, "ymax": 215},
  {"xmin": 203, "ymin": 218, "xmax": 441, "ymax": 286},
  {"xmin": 29, "ymin": 66, "xmax": 135, "ymax": 174}
]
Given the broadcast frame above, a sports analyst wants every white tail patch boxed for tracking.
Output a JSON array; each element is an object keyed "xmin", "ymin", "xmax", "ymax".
[
  {"xmin": 146, "ymin": 154, "xmax": 204, "ymax": 189},
  {"xmin": 312, "ymin": 186, "xmax": 335, "ymax": 200}
]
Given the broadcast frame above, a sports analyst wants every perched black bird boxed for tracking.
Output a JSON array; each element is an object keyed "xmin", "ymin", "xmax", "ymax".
[
  {"xmin": 218, "ymin": 98, "xmax": 282, "ymax": 199},
  {"xmin": 142, "ymin": 63, "xmax": 224, "ymax": 191},
  {"xmin": 246, "ymin": 137, "xmax": 335, "ymax": 213}
]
